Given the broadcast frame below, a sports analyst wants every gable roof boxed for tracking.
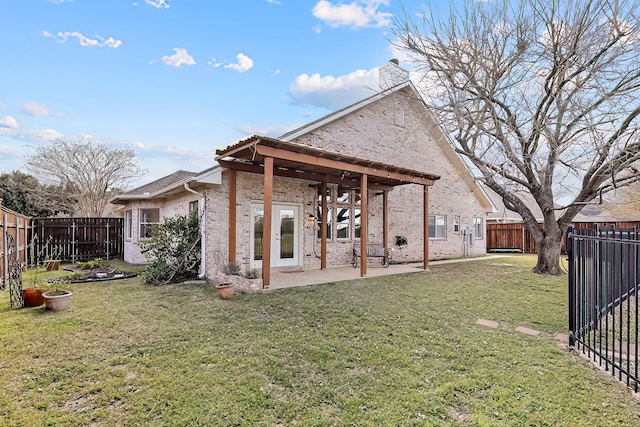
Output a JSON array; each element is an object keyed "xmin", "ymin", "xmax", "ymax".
[
  {"xmin": 280, "ymin": 80, "xmax": 494, "ymax": 212},
  {"xmin": 121, "ymin": 170, "xmax": 198, "ymax": 197},
  {"xmin": 110, "ymin": 166, "xmax": 223, "ymax": 204},
  {"xmin": 280, "ymin": 81, "xmax": 414, "ymax": 141}
]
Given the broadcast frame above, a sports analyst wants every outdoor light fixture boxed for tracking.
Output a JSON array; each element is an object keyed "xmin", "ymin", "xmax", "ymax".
[{"xmin": 307, "ymin": 215, "xmax": 316, "ymax": 228}]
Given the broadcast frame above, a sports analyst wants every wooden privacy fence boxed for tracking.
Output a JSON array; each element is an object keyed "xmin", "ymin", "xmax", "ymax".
[
  {"xmin": 0, "ymin": 206, "xmax": 31, "ymax": 290},
  {"xmin": 30, "ymin": 217, "xmax": 124, "ymax": 264},
  {"xmin": 487, "ymin": 221, "xmax": 640, "ymax": 254}
]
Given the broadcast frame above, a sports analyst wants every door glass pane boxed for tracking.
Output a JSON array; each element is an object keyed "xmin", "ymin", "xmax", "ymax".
[
  {"xmin": 253, "ymin": 207, "xmax": 264, "ymax": 261},
  {"xmin": 280, "ymin": 209, "xmax": 294, "ymax": 259}
]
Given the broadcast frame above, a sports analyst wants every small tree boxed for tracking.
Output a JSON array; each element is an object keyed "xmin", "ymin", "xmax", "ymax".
[
  {"xmin": 139, "ymin": 211, "xmax": 201, "ymax": 284},
  {"xmin": 26, "ymin": 139, "xmax": 146, "ymax": 217}
]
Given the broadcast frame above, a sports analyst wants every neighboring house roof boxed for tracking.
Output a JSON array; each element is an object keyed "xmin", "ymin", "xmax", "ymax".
[
  {"xmin": 484, "ymin": 184, "xmax": 629, "ymax": 223},
  {"xmin": 280, "ymin": 80, "xmax": 495, "ymax": 213},
  {"xmin": 485, "ymin": 186, "xmax": 544, "ymax": 223},
  {"xmin": 110, "ymin": 166, "xmax": 222, "ymax": 204}
]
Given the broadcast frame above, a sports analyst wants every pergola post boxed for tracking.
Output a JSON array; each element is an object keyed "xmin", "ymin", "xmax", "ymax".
[
  {"xmin": 321, "ymin": 181, "xmax": 327, "ymax": 270},
  {"xmin": 262, "ymin": 157, "xmax": 273, "ymax": 288},
  {"xmin": 228, "ymin": 169, "xmax": 237, "ymax": 264},
  {"xmin": 423, "ymin": 184, "xmax": 429, "ymax": 270},
  {"xmin": 383, "ymin": 190, "xmax": 388, "ymax": 259},
  {"xmin": 360, "ymin": 173, "xmax": 368, "ymax": 277}
]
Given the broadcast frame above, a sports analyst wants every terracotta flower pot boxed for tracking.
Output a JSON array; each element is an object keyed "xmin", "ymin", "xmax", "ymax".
[
  {"xmin": 42, "ymin": 290, "xmax": 72, "ymax": 312},
  {"xmin": 216, "ymin": 283, "xmax": 235, "ymax": 300},
  {"xmin": 22, "ymin": 288, "xmax": 45, "ymax": 307}
]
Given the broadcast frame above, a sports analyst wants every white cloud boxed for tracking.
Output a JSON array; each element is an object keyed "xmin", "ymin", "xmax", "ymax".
[
  {"xmin": 224, "ymin": 53, "xmax": 254, "ymax": 73},
  {"xmin": 0, "ymin": 116, "xmax": 18, "ymax": 129},
  {"xmin": 44, "ymin": 0, "xmax": 74, "ymax": 3},
  {"xmin": 207, "ymin": 58, "xmax": 223, "ymax": 68},
  {"xmin": 312, "ymin": 0, "xmax": 391, "ymax": 29},
  {"xmin": 162, "ymin": 48, "xmax": 196, "ymax": 67},
  {"xmin": 43, "ymin": 30, "xmax": 122, "ymax": 48},
  {"xmin": 145, "ymin": 0, "xmax": 170, "ymax": 8},
  {"xmin": 289, "ymin": 67, "xmax": 379, "ymax": 109},
  {"xmin": 21, "ymin": 102, "xmax": 63, "ymax": 117},
  {"xmin": 265, "ymin": 0, "xmax": 282, "ymax": 4}
]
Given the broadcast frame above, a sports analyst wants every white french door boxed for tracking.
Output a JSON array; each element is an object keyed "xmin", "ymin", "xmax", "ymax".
[{"xmin": 250, "ymin": 204, "xmax": 301, "ymax": 268}]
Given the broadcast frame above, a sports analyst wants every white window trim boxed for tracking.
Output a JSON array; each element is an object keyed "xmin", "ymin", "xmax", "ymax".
[
  {"xmin": 429, "ymin": 214, "xmax": 447, "ymax": 240},
  {"xmin": 473, "ymin": 217, "xmax": 484, "ymax": 239},
  {"xmin": 125, "ymin": 209, "xmax": 133, "ymax": 240},
  {"xmin": 139, "ymin": 208, "xmax": 160, "ymax": 239}
]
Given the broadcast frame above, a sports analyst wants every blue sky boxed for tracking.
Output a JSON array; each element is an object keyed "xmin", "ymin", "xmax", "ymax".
[{"xmin": 0, "ymin": 0, "xmax": 431, "ymax": 188}]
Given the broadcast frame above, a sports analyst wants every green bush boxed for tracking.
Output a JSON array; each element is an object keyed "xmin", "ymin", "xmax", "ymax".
[
  {"xmin": 77, "ymin": 258, "xmax": 105, "ymax": 269},
  {"xmin": 139, "ymin": 211, "xmax": 201, "ymax": 285},
  {"xmin": 223, "ymin": 262, "xmax": 241, "ymax": 276},
  {"xmin": 244, "ymin": 268, "xmax": 259, "ymax": 279}
]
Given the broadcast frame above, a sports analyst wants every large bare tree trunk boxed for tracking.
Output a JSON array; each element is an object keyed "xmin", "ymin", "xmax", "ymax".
[{"xmin": 532, "ymin": 227, "xmax": 564, "ymax": 274}]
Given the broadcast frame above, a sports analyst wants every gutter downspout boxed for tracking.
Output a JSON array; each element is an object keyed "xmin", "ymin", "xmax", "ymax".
[{"xmin": 184, "ymin": 182, "xmax": 206, "ymax": 279}]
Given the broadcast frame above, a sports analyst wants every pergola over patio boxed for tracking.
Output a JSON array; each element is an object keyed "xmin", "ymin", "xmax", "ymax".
[{"xmin": 215, "ymin": 135, "xmax": 441, "ymax": 288}]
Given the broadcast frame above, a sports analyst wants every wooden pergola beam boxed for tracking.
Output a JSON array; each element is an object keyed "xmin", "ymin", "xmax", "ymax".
[
  {"xmin": 218, "ymin": 159, "xmax": 393, "ymax": 190},
  {"xmin": 255, "ymin": 145, "xmax": 435, "ymax": 187}
]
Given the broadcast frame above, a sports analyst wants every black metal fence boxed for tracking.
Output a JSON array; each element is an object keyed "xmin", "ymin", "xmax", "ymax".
[{"xmin": 567, "ymin": 224, "xmax": 640, "ymax": 392}]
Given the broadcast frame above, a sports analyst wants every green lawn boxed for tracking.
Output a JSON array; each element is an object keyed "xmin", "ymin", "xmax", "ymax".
[{"xmin": 1, "ymin": 255, "xmax": 639, "ymax": 426}]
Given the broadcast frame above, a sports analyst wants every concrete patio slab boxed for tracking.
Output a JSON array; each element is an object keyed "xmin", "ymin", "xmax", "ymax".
[{"xmin": 268, "ymin": 255, "xmax": 510, "ymax": 290}]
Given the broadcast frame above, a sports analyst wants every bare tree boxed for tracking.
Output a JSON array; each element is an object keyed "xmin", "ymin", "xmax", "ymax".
[
  {"xmin": 26, "ymin": 140, "xmax": 146, "ymax": 217},
  {"xmin": 393, "ymin": 0, "xmax": 640, "ymax": 274}
]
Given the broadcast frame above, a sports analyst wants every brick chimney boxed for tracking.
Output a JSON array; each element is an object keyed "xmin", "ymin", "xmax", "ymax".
[{"xmin": 379, "ymin": 59, "xmax": 409, "ymax": 90}]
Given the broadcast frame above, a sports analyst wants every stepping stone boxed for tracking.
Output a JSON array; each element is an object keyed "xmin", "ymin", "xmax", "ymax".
[
  {"xmin": 516, "ymin": 326, "xmax": 540, "ymax": 336},
  {"xmin": 554, "ymin": 333, "xmax": 569, "ymax": 344},
  {"xmin": 476, "ymin": 319, "xmax": 499, "ymax": 328}
]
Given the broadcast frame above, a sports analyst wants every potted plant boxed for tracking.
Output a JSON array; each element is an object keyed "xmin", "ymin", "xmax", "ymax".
[
  {"xmin": 216, "ymin": 282, "xmax": 235, "ymax": 299},
  {"xmin": 22, "ymin": 264, "xmax": 46, "ymax": 307},
  {"xmin": 42, "ymin": 280, "xmax": 73, "ymax": 312},
  {"xmin": 22, "ymin": 286, "xmax": 45, "ymax": 307}
]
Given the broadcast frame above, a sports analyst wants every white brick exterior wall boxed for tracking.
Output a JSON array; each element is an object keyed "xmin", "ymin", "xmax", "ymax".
[
  {"xmin": 123, "ymin": 193, "xmax": 200, "ymax": 264},
  {"xmin": 123, "ymin": 84, "xmax": 489, "ymax": 280},
  {"xmin": 287, "ymin": 85, "xmax": 487, "ymax": 261}
]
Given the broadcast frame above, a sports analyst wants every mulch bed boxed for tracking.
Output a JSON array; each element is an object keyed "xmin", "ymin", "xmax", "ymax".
[{"xmin": 48, "ymin": 265, "xmax": 138, "ymax": 284}]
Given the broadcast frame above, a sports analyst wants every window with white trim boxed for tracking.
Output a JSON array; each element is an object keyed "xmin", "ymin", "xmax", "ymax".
[
  {"xmin": 125, "ymin": 209, "xmax": 132, "ymax": 239},
  {"xmin": 189, "ymin": 200, "xmax": 198, "ymax": 214},
  {"xmin": 139, "ymin": 208, "xmax": 160, "ymax": 238},
  {"xmin": 453, "ymin": 215, "xmax": 461, "ymax": 234},
  {"xmin": 473, "ymin": 217, "xmax": 484, "ymax": 239},
  {"xmin": 316, "ymin": 185, "xmax": 361, "ymax": 241},
  {"xmin": 428, "ymin": 215, "xmax": 447, "ymax": 239}
]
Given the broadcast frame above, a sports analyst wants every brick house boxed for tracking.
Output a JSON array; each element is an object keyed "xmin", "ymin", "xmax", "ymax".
[{"xmin": 112, "ymin": 63, "xmax": 494, "ymax": 289}]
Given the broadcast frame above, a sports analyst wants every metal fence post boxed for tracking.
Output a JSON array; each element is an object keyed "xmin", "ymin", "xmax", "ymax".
[
  {"xmin": 105, "ymin": 222, "xmax": 110, "ymax": 260},
  {"xmin": 568, "ymin": 225, "xmax": 575, "ymax": 347},
  {"xmin": 71, "ymin": 221, "xmax": 77, "ymax": 264}
]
